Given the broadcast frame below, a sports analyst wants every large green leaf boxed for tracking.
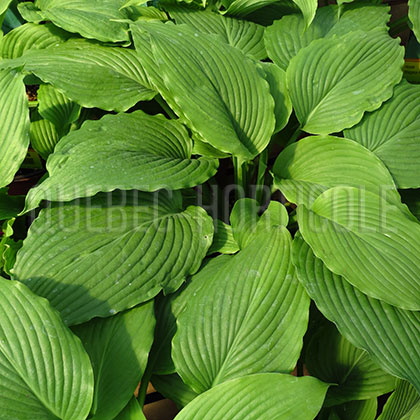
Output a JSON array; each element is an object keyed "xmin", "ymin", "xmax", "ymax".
[
  {"xmin": 265, "ymin": 4, "xmax": 390, "ymax": 71},
  {"xmin": 208, "ymin": 220, "xmax": 239, "ymax": 254},
  {"xmin": 306, "ymin": 323, "xmax": 395, "ymax": 406},
  {"xmin": 292, "ymin": 234, "xmax": 420, "ymax": 392},
  {"xmin": 166, "ymin": 6, "xmax": 266, "ymax": 60},
  {"xmin": 131, "ymin": 22, "xmax": 275, "ymax": 160},
  {"xmin": 2, "ymin": 39, "xmax": 156, "ymax": 112},
  {"xmin": 409, "ymin": 0, "xmax": 420, "ymax": 44},
  {"xmin": 12, "ymin": 190, "xmax": 213, "ymax": 325},
  {"xmin": 0, "ymin": 0, "xmax": 12, "ymax": 15},
  {"xmin": 30, "ymin": 110, "xmax": 60, "ymax": 159},
  {"xmin": 34, "ymin": 0, "xmax": 130, "ymax": 43},
  {"xmin": 292, "ymin": 0, "xmax": 316, "ymax": 26},
  {"xmin": 287, "ymin": 29, "xmax": 403, "ymax": 134},
  {"xmin": 172, "ymin": 212, "xmax": 309, "ymax": 393},
  {"xmin": 319, "ymin": 399, "xmax": 378, "ymax": 420},
  {"xmin": 72, "ymin": 303, "xmax": 155, "ymax": 420},
  {"xmin": 378, "ymin": 380, "xmax": 420, "ymax": 420},
  {"xmin": 174, "ymin": 374, "xmax": 328, "ymax": 420},
  {"xmin": 0, "ymin": 277, "xmax": 94, "ymax": 419},
  {"xmin": 115, "ymin": 397, "xmax": 146, "ymax": 420},
  {"xmin": 0, "ymin": 188, "xmax": 24, "ymax": 219},
  {"xmin": 298, "ymin": 187, "xmax": 420, "ymax": 310},
  {"xmin": 0, "ymin": 23, "xmax": 70, "ymax": 59},
  {"xmin": 344, "ymin": 81, "xmax": 420, "ymax": 189},
  {"xmin": 24, "ymin": 111, "xmax": 218, "ymax": 210},
  {"xmin": 17, "ymin": 2, "xmax": 45, "ymax": 23},
  {"xmin": 272, "ymin": 135, "xmax": 401, "ymax": 208},
  {"xmin": 0, "ymin": 68, "xmax": 30, "ymax": 189}
]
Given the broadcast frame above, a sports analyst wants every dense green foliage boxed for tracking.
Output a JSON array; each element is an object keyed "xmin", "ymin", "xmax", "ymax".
[{"xmin": 0, "ymin": 0, "xmax": 420, "ymax": 419}]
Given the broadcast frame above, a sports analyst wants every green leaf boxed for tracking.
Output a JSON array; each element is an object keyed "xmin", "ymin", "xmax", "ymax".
[
  {"xmin": 35, "ymin": 0, "xmax": 131, "ymax": 43},
  {"xmin": 24, "ymin": 111, "xmax": 218, "ymax": 210},
  {"xmin": 72, "ymin": 303, "xmax": 155, "ymax": 420},
  {"xmin": 0, "ymin": 0, "xmax": 12, "ymax": 15},
  {"xmin": 12, "ymin": 190, "xmax": 213, "ymax": 325},
  {"xmin": 306, "ymin": 323, "xmax": 395, "ymax": 406},
  {"xmin": 0, "ymin": 23, "xmax": 71, "ymax": 59},
  {"xmin": 115, "ymin": 397, "xmax": 146, "ymax": 420},
  {"xmin": 152, "ymin": 374, "xmax": 198, "ymax": 408},
  {"xmin": 272, "ymin": 135, "xmax": 401, "ymax": 208},
  {"xmin": 319, "ymin": 399, "xmax": 378, "ymax": 420},
  {"xmin": 30, "ymin": 109, "xmax": 60, "ymax": 159},
  {"xmin": 173, "ymin": 217, "xmax": 309, "ymax": 393},
  {"xmin": 208, "ymin": 220, "xmax": 239, "ymax": 255},
  {"xmin": 166, "ymin": 6, "xmax": 266, "ymax": 60},
  {"xmin": 38, "ymin": 84, "xmax": 81, "ymax": 135},
  {"xmin": 287, "ymin": 29, "xmax": 403, "ymax": 134},
  {"xmin": 174, "ymin": 374, "xmax": 329, "ymax": 420},
  {"xmin": 131, "ymin": 22, "xmax": 275, "ymax": 160},
  {"xmin": 292, "ymin": 0, "xmax": 317, "ymax": 27},
  {"xmin": 344, "ymin": 81, "xmax": 420, "ymax": 189},
  {"xmin": 17, "ymin": 2, "xmax": 45, "ymax": 23},
  {"xmin": 378, "ymin": 380, "xmax": 420, "ymax": 420},
  {"xmin": 3, "ymin": 39, "xmax": 156, "ymax": 112},
  {"xmin": 265, "ymin": 4, "xmax": 390, "ymax": 71},
  {"xmin": 0, "ymin": 189, "xmax": 24, "ymax": 219},
  {"xmin": 0, "ymin": 277, "xmax": 94, "ymax": 419},
  {"xmin": 292, "ymin": 234, "xmax": 420, "ymax": 392},
  {"xmin": 0, "ymin": 69, "xmax": 30, "ymax": 189},
  {"xmin": 298, "ymin": 186, "xmax": 420, "ymax": 310},
  {"xmin": 259, "ymin": 62, "xmax": 292, "ymax": 133},
  {"xmin": 409, "ymin": 0, "xmax": 420, "ymax": 44}
]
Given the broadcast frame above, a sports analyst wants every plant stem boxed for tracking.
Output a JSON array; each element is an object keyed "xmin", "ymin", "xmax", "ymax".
[
  {"xmin": 137, "ymin": 363, "xmax": 153, "ymax": 407},
  {"xmin": 233, "ymin": 157, "xmax": 247, "ymax": 200},
  {"xmin": 285, "ymin": 126, "xmax": 302, "ymax": 147},
  {"xmin": 155, "ymin": 95, "xmax": 178, "ymax": 119},
  {"xmin": 255, "ymin": 148, "xmax": 268, "ymax": 204}
]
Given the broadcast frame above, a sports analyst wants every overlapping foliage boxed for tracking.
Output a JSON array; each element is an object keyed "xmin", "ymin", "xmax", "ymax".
[{"xmin": 0, "ymin": 0, "xmax": 419, "ymax": 418}]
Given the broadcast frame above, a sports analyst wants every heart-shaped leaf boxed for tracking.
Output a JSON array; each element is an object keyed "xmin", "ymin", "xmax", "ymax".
[
  {"xmin": 2, "ymin": 39, "xmax": 156, "ymax": 112},
  {"xmin": 173, "ymin": 210, "xmax": 309, "ymax": 393},
  {"xmin": 73, "ymin": 303, "xmax": 155, "ymax": 420},
  {"xmin": 174, "ymin": 374, "xmax": 329, "ymax": 420},
  {"xmin": 298, "ymin": 187, "xmax": 420, "ymax": 310},
  {"xmin": 0, "ymin": 69, "xmax": 30, "ymax": 189},
  {"xmin": 0, "ymin": 277, "xmax": 94, "ymax": 419},
  {"xmin": 131, "ymin": 22, "xmax": 275, "ymax": 160},
  {"xmin": 13, "ymin": 190, "xmax": 213, "ymax": 325},
  {"xmin": 292, "ymin": 234, "xmax": 420, "ymax": 392},
  {"xmin": 272, "ymin": 135, "xmax": 401, "ymax": 208},
  {"xmin": 306, "ymin": 323, "xmax": 395, "ymax": 406},
  {"xmin": 24, "ymin": 111, "xmax": 218, "ymax": 210},
  {"xmin": 265, "ymin": 4, "xmax": 390, "ymax": 71},
  {"xmin": 344, "ymin": 81, "xmax": 420, "ymax": 189},
  {"xmin": 287, "ymin": 29, "xmax": 403, "ymax": 134}
]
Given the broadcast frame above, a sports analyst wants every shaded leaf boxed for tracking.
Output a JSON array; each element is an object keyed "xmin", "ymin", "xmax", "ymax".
[
  {"xmin": 287, "ymin": 29, "xmax": 403, "ymax": 134},
  {"xmin": 0, "ymin": 277, "xmax": 94, "ymax": 419},
  {"xmin": 115, "ymin": 397, "xmax": 146, "ymax": 420},
  {"xmin": 319, "ymin": 399, "xmax": 378, "ymax": 420},
  {"xmin": 298, "ymin": 187, "xmax": 420, "ymax": 310},
  {"xmin": 24, "ymin": 111, "xmax": 218, "ymax": 210},
  {"xmin": 409, "ymin": 0, "xmax": 420, "ymax": 44},
  {"xmin": 30, "ymin": 109, "xmax": 60, "ymax": 159},
  {"xmin": 0, "ymin": 188, "xmax": 24, "ymax": 219},
  {"xmin": 13, "ymin": 190, "xmax": 213, "ymax": 325},
  {"xmin": 0, "ymin": 69, "xmax": 30, "ymax": 189},
  {"xmin": 344, "ymin": 81, "xmax": 420, "ymax": 189},
  {"xmin": 17, "ymin": 2, "xmax": 45, "ymax": 23},
  {"xmin": 131, "ymin": 22, "xmax": 275, "ymax": 160},
  {"xmin": 208, "ymin": 219, "xmax": 239, "ymax": 254},
  {"xmin": 174, "ymin": 374, "xmax": 328, "ymax": 420},
  {"xmin": 152, "ymin": 374, "xmax": 198, "ymax": 408},
  {"xmin": 73, "ymin": 303, "xmax": 155, "ymax": 420},
  {"xmin": 292, "ymin": 234, "xmax": 420, "ymax": 392}
]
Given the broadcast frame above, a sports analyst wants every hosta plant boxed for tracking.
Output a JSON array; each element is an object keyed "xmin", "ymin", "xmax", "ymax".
[{"xmin": 0, "ymin": 0, "xmax": 420, "ymax": 419}]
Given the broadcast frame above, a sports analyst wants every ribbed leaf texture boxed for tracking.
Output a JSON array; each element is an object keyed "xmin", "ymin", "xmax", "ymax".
[
  {"xmin": 13, "ymin": 190, "xmax": 213, "ymax": 325},
  {"xmin": 344, "ymin": 81, "xmax": 420, "ymax": 189},
  {"xmin": 0, "ymin": 277, "xmax": 94, "ymax": 419},
  {"xmin": 292, "ymin": 234, "xmax": 420, "ymax": 392},
  {"xmin": 30, "ymin": 110, "xmax": 60, "ymax": 159},
  {"xmin": 0, "ymin": 69, "xmax": 30, "ymax": 188},
  {"xmin": 272, "ymin": 136, "xmax": 401, "ymax": 208},
  {"xmin": 298, "ymin": 187, "xmax": 420, "ymax": 310},
  {"xmin": 166, "ymin": 6, "xmax": 266, "ymax": 60},
  {"xmin": 265, "ymin": 4, "xmax": 390, "ymax": 71},
  {"xmin": 287, "ymin": 29, "xmax": 403, "ymax": 134},
  {"xmin": 131, "ymin": 22, "xmax": 275, "ymax": 160},
  {"xmin": 173, "ymin": 222, "xmax": 309, "ymax": 393},
  {"xmin": 2, "ymin": 39, "xmax": 156, "ymax": 112},
  {"xmin": 24, "ymin": 111, "xmax": 218, "ymax": 210},
  {"xmin": 174, "ymin": 374, "xmax": 329, "ymax": 420},
  {"xmin": 73, "ymin": 303, "xmax": 155, "ymax": 420},
  {"xmin": 306, "ymin": 323, "xmax": 395, "ymax": 406}
]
